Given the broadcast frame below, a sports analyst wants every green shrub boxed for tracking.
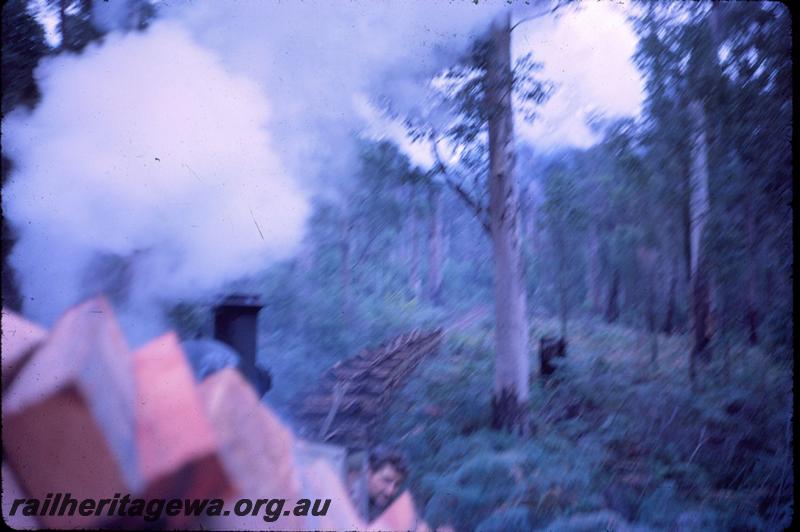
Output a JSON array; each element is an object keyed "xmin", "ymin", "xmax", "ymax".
[{"xmin": 476, "ymin": 507, "xmax": 531, "ymax": 532}]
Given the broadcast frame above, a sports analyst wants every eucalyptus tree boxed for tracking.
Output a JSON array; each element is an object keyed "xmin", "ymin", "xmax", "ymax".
[
  {"xmin": 539, "ymin": 154, "xmax": 587, "ymax": 341},
  {"xmin": 708, "ymin": 1, "xmax": 792, "ymax": 354},
  {"xmin": 633, "ymin": 1, "xmax": 793, "ymax": 378},
  {"xmin": 633, "ymin": 2, "xmax": 718, "ymax": 381},
  {"xmin": 398, "ymin": 3, "xmax": 570, "ymax": 433}
]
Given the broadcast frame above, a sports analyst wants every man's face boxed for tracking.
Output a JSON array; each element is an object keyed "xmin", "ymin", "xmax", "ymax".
[{"xmin": 367, "ymin": 463, "xmax": 403, "ymax": 509}]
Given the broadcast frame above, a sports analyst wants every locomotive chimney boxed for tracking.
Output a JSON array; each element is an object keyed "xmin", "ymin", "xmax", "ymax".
[{"xmin": 212, "ymin": 294, "xmax": 270, "ymax": 396}]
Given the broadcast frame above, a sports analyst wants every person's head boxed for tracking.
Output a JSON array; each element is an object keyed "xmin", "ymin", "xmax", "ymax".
[{"xmin": 367, "ymin": 445, "xmax": 408, "ymax": 510}]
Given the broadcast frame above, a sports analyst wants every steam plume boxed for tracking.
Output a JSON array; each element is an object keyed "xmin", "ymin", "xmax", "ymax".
[{"xmin": 3, "ymin": 22, "xmax": 309, "ymax": 343}]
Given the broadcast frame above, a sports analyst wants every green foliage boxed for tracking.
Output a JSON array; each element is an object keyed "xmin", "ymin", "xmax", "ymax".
[
  {"xmin": 59, "ymin": 4, "xmax": 104, "ymax": 53},
  {"xmin": 165, "ymin": 300, "xmax": 210, "ymax": 339},
  {"xmin": 52, "ymin": 0, "xmax": 158, "ymax": 53},
  {"xmin": 439, "ymin": 248, "xmax": 493, "ymax": 309},
  {"xmin": 373, "ymin": 316, "xmax": 792, "ymax": 530},
  {"xmin": 2, "ymin": 0, "xmax": 48, "ymax": 117},
  {"xmin": 156, "ymin": 6, "xmax": 792, "ymax": 528},
  {"xmin": 637, "ymin": 480, "xmax": 682, "ymax": 527},
  {"xmin": 431, "ymin": 41, "xmax": 553, "ymax": 148},
  {"xmin": 628, "ymin": 1, "xmax": 792, "ymax": 357},
  {"xmin": 476, "ymin": 507, "xmax": 531, "ymax": 532}
]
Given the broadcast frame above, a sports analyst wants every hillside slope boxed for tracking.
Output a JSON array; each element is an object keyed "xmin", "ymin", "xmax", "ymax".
[{"xmin": 375, "ymin": 315, "xmax": 793, "ymax": 530}]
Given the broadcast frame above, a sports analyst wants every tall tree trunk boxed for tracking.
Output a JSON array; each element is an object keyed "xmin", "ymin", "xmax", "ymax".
[
  {"xmin": 530, "ymin": 196, "xmax": 541, "ymax": 255},
  {"xmin": 688, "ymin": 100, "xmax": 712, "ymax": 380},
  {"xmin": 442, "ymin": 206, "xmax": 451, "ymax": 270},
  {"xmin": 689, "ymin": 1, "xmax": 726, "ymax": 382},
  {"xmin": 426, "ymin": 184, "xmax": 443, "ymax": 305},
  {"xmin": 682, "ymin": 194, "xmax": 692, "ymax": 286},
  {"xmin": 638, "ymin": 246, "xmax": 659, "ymax": 367},
  {"xmin": 1, "ymin": 157, "xmax": 22, "ymax": 312},
  {"xmin": 486, "ymin": 12, "xmax": 530, "ymax": 435},
  {"xmin": 554, "ymin": 225, "xmax": 568, "ymax": 340},
  {"xmin": 605, "ymin": 269, "xmax": 620, "ymax": 324},
  {"xmin": 340, "ymin": 213, "xmax": 352, "ymax": 326},
  {"xmin": 690, "ymin": 261, "xmax": 711, "ymax": 382},
  {"xmin": 586, "ymin": 225, "xmax": 601, "ymax": 315},
  {"xmin": 682, "ymin": 164, "xmax": 693, "ymax": 286},
  {"xmin": 409, "ymin": 184, "xmax": 421, "ymax": 300},
  {"xmin": 522, "ymin": 189, "xmax": 538, "ymax": 253},
  {"xmin": 59, "ymin": 0, "xmax": 69, "ymax": 50},
  {"xmin": 442, "ymin": 195, "xmax": 452, "ymax": 263},
  {"xmin": 744, "ymin": 196, "xmax": 759, "ymax": 345},
  {"xmin": 1, "ymin": 228, "xmax": 22, "ymax": 312},
  {"xmin": 391, "ymin": 187, "xmax": 407, "ymax": 266},
  {"xmin": 662, "ymin": 257, "xmax": 677, "ymax": 334},
  {"xmin": 558, "ymin": 276, "xmax": 568, "ymax": 340}
]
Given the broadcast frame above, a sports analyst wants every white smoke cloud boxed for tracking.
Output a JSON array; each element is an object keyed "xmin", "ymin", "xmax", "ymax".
[
  {"xmin": 3, "ymin": 1, "xmax": 643, "ymax": 344},
  {"xmin": 157, "ymin": 0, "xmax": 511, "ymax": 186},
  {"xmin": 7, "ymin": 1, "xmax": 516, "ymax": 344},
  {"xmin": 2, "ymin": 22, "xmax": 309, "ymax": 343}
]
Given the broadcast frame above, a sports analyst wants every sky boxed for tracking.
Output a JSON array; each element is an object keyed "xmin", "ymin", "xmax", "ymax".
[
  {"xmin": 512, "ymin": 1, "xmax": 644, "ymax": 150},
  {"xmin": 356, "ymin": 1, "xmax": 645, "ymax": 167}
]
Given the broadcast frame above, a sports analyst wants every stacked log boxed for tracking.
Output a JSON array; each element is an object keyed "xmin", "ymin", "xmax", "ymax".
[{"xmin": 297, "ymin": 327, "xmax": 443, "ymax": 447}]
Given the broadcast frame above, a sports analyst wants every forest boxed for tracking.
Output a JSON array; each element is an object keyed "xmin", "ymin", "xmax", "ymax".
[{"xmin": 1, "ymin": 1, "xmax": 793, "ymax": 530}]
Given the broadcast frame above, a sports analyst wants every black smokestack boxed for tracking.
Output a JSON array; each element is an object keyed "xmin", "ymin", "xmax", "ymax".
[{"xmin": 213, "ymin": 294, "xmax": 271, "ymax": 396}]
